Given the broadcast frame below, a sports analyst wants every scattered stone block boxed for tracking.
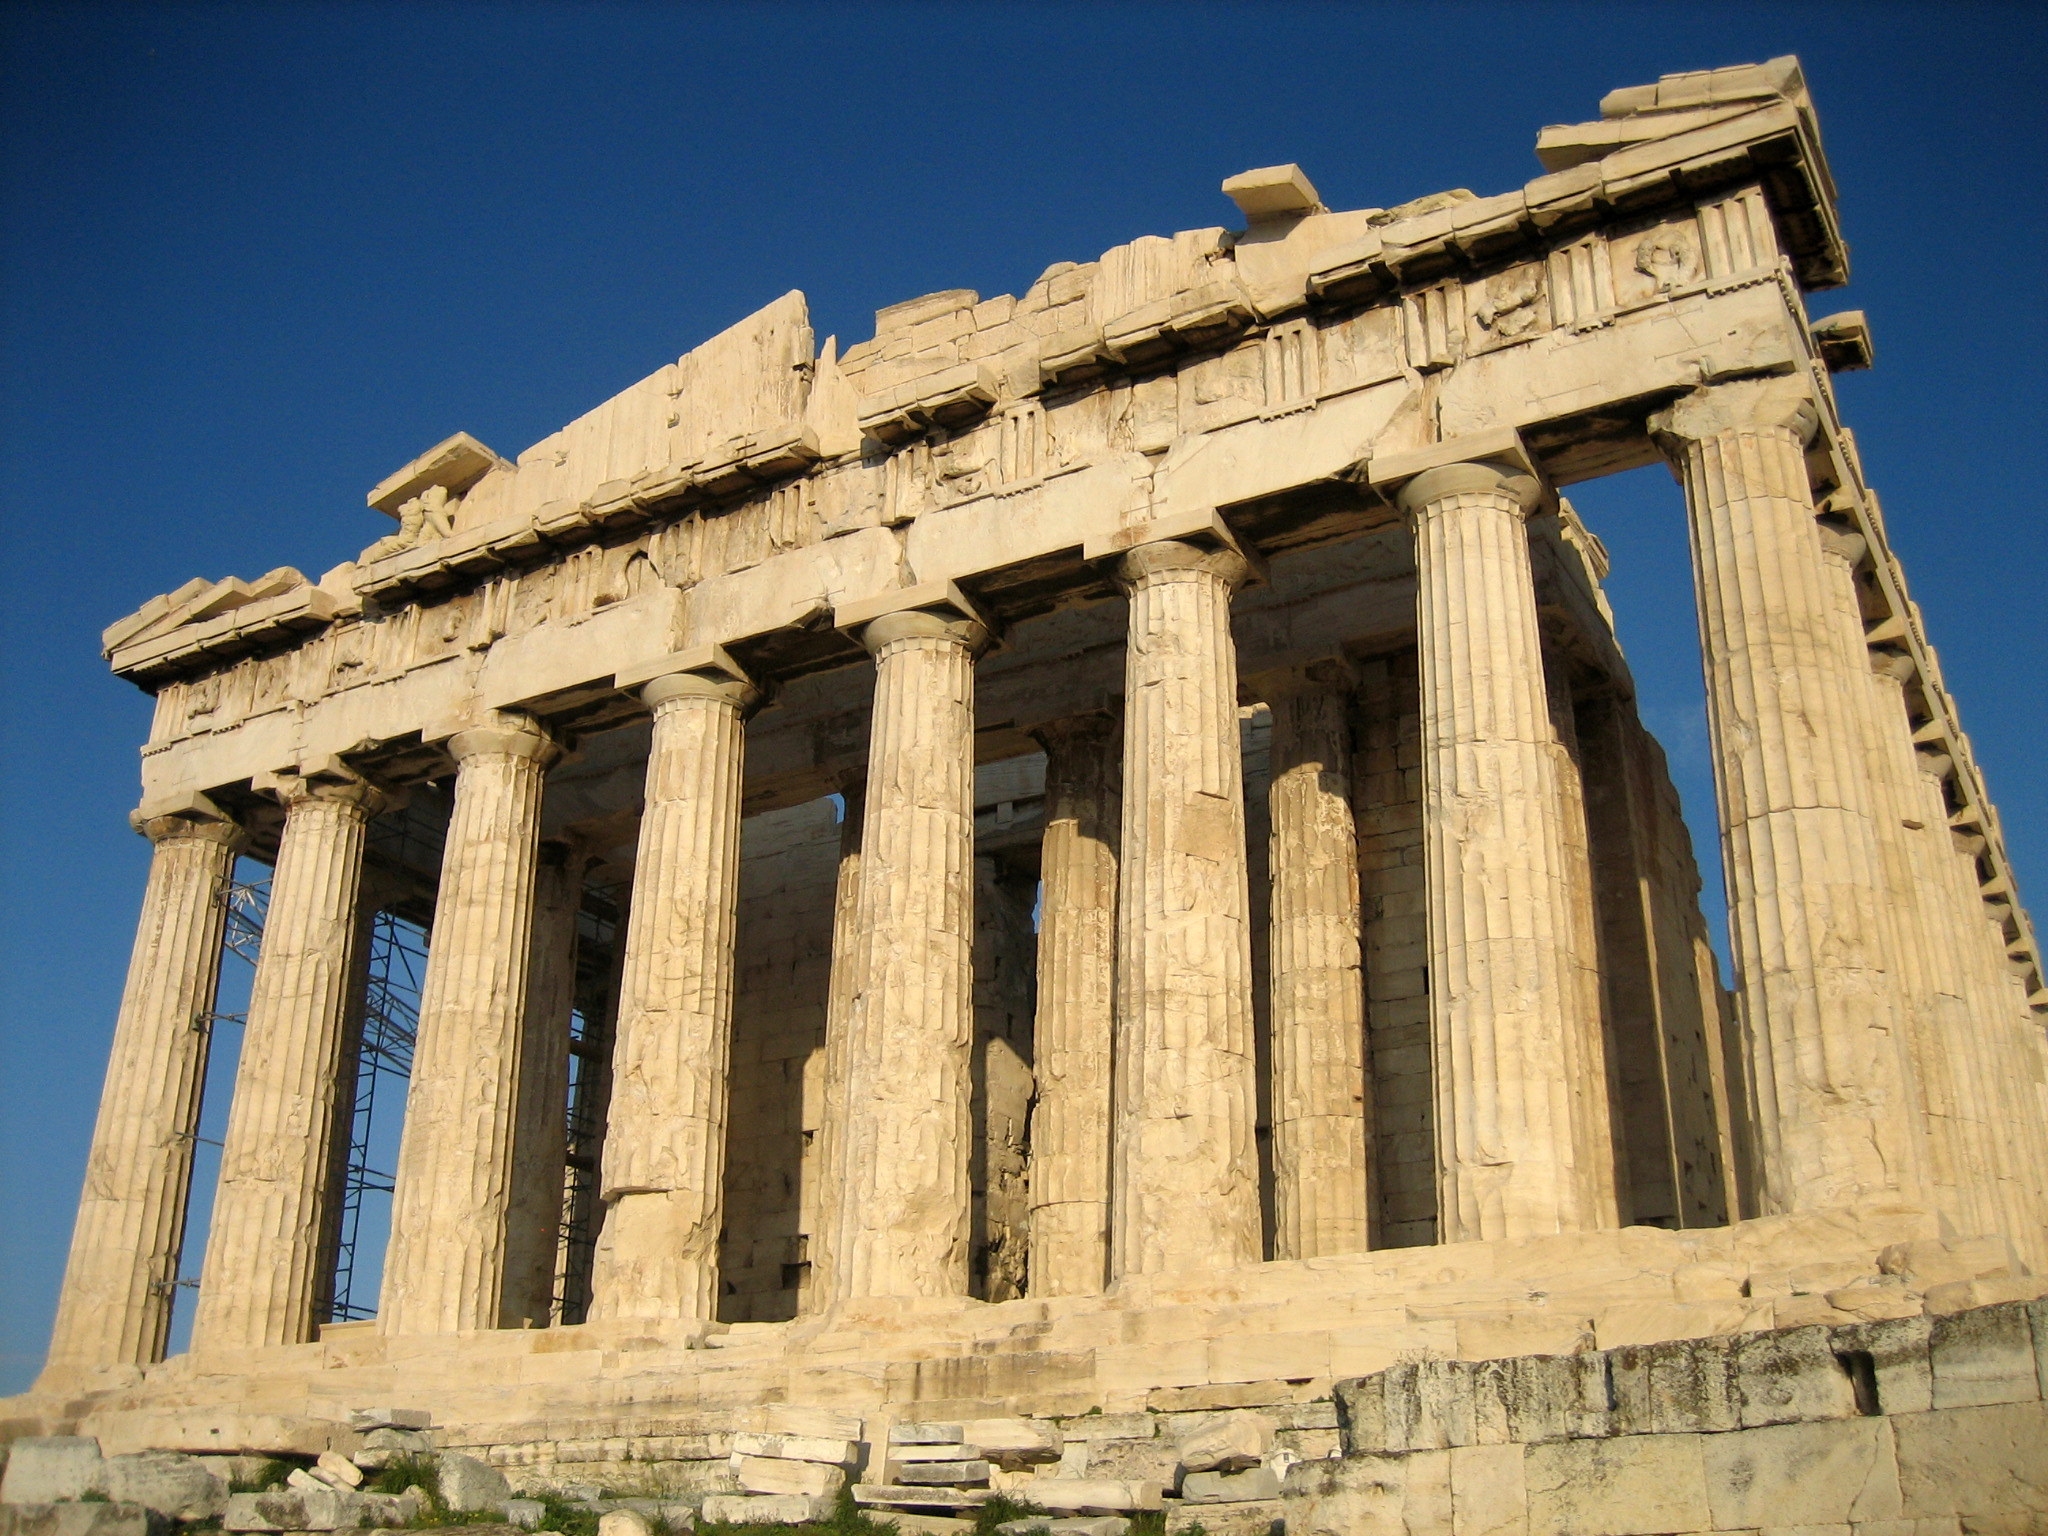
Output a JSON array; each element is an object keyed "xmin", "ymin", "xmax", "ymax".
[
  {"xmin": 1929, "ymin": 1302, "xmax": 2040, "ymax": 1409},
  {"xmin": 352, "ymin": 1428, "xmax": 433, "ymax": 1471},
  {"xmin": 963, "ymin": 1420, "xmax": 1061, "ymax": 1468},
  {"xmin": 346, "ymin": 1409, "xmax": 431, "ymax": 1432},
  {"xmin": 285, "ymin": 1470, "xmax": 328, "ymax": 1494},
  {"xmin": 995, "ymin": 1520, "xmax": 1128, "ymax": 1536},
  {"xmin": 891, "ymin": 1425, "xmax": 965, "ymax": 1445},
  {"xmin": 312, "ymin": 1452, "xmax": 364, "ymax": 1490},
  {"xmin": 0, "ymin": 1504, "xmax": 164, "ymax": 1536},
  {"xmin": 890, "ymin": 1462, "xmax": 988, "ymax": 1487},
  {"xmin": 503, "ymin": 1499, "xmax": 545, "ymax": 1530},
  {"xmin": 851, "ymin": 1485, "xmax": 990, "ymax": 1510},
  {"xmin": 728, "ymin": 1432, "xmax": 858, "ymax": 1466},
  {"xmin": 1175, "ymin": 1412, "xmax": 1274, "ymax": 1474},
  {"xmin": 433, "ymin": 1452, "xmax": 510, "ymax": 1515},
  {"xmin": 596, "ymin": 1510, "xmax": 649, "ymax": 1536},
  {"xmin": 101, "ymin": 1454, "xmax": 227, "ymax": 1521},
  {"xmin": 1012, "ymin": 1480, "xmax": 1163, "ymax": 1514},
  {"xmin": 1, "ymin": 1440, "xmax": 107, "ymax": 1505},
  {"xmin": 222, "ymin": 1487, "xmax": 364, "ymax": 1532},
  {"xmin": 731, "ymin": 1456, "xmax": 845, "ymax": 1497},
  {"xmin": 702, "ymin": 1493, "xmax": 833, "ymax": 1524},
  {"xmin": 889, "ymin": 1445, "xmax": 979, "ymax": 1463},
  {"xmin": 1178, "ymin": 1466, "xmax": 1281, "ymax": 1503},
  {"xmin": 762, "ymin": 1407, "xmax": 863, "ymax": 1443}
]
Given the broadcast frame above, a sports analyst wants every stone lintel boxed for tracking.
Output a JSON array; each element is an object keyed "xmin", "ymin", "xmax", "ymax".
[
  {"xmin": 1081, "ymin": 508, "xmax": 1269, "ymax": 585},
  {"xmin": 368, "ymin": 432, "xmax": 509, "ymax": 517},
  {"xmin": 833, "ymin": 579, "xmax": 990, "ymax": 637},
  {"xmin": 128, "ymin": 788, "xmax": 233, "ymax": 831},
  {"xmin": 1222, "ymin": 164, "xmax": 1323, "ymax": 223},
  {"xmin": 1812, "ymin": 310, "xmax": 1874, "ymax": 373},
  {"xmin": 615, "ymin": 641, "xmax": 752, "ymax": 695},
  {"xmin": 1367, "ymin": 427, "xmax": 1541, "ymax": 504}
]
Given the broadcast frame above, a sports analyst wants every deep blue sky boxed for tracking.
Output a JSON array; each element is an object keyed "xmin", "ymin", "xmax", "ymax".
[{"xmin": 2, "ymin": 3, "xmax": 2043, "ymax": 1394}]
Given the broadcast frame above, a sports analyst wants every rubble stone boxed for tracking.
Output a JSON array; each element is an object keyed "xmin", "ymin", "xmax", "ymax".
[
  {"xmin": 702, "ymin": 1494, "xmax": 830, "ymax": 1524},
  {"xmin": 0, "ymin": 1504, "xmax": 163, "ymax": 1536},
  {"xmin": 433, "ymin": 1453, "xmax": 510, "ymax": 1515},
  {"xmin": 100, "ymin": 1455, "xmax": 226, "ymax": 1521},
  {"xmin": 1175, "ymin": 1412, "xmax": 1275, "ymax": 1474},
  {"xmin": 1, "ymin": 1441, "xmax": 106, "ymax": 1505}
]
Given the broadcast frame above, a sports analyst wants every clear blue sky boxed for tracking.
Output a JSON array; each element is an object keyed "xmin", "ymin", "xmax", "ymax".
[{"xmin": 2, "ymin": 3, "xmax": 2043, "ymax": 1394}]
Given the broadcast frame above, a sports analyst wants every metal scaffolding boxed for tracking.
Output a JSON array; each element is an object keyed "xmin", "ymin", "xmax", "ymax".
[{"xmin": 325, "ymin": 908, "xmax": 426, "ymax": 1321}]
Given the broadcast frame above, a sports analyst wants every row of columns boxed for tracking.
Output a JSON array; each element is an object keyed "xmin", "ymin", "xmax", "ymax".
[{"xmin": 43, "ymin": 376, "xmax": 2047, "ymax": 1376}]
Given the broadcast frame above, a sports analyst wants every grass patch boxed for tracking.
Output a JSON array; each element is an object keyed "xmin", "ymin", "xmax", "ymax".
[
  {"xmin": 694, "ymin": 1487, "xmax": 899, "ymax": 1536},
  {"xmin": 364, "ymin": 1458, "xmax": 441, "ymax": 1501},
  {"xmin": 967, "ymin": 1494, "xmax": 1046, "ymax": 1534},
  {"xmin": 530, "ymin": 1491, "xmax": 600, "ymax": 1536}
]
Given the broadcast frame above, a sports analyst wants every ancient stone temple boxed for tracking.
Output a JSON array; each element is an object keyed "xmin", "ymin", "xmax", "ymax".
[{"xmin": 9, "ymin": 56, "xmax": 2048, "ymax": 1536}]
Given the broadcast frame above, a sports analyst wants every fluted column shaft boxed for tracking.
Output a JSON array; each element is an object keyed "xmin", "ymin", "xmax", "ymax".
[
  {"xmin": 1544, "ymin": 661, "xmax": 1625, "ymax": 1230},
  {"xmin": 42, "ymin": 811, "xmax": 242, "ymax": 1379},
  {"xmin": 589, "ymin": 665, "xmax": 759, "ymax": 1323},
  {"xmin": 1812, "ymin": 532, "xmax": 1985, "ymax": 1236},
  {"xmin": 1112, "ymin": 538, "xmax": 1262, "ymax": 1278},
  {"xmin": 380, "ymin": 714, "xmax": 559, "ymax": 1335},
  {"xmin": 803, "ymin": 776, "xmax": 865, "ymax": 1313},
  {"xmin": 1264, "ymin": 669, "xmax": 1371, "ymax": 1260},
  {"xmin": 1027, "ymin": 713, "xmax": 1121, "ymax": 1296},
  {"xmin": 192, "ymin": 776, "xmax": 383, "ymax": 1352},
  {"xmin": 1653, "ymin": 380, "xmax": 1924, "ymax": 1212},
  {"xmin": 1403, "ymin": 461, "xmax": 1594, "ymax": 1243},
  {"xmin": 501, "ymin": 838, "xmax": 581, "ymax": 1328},
  {"xmin": 829, "ymin": 606, "xmax": 988, "ymax": 1301}
]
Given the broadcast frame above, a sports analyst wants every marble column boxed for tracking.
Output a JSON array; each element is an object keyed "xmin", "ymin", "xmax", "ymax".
[
  {"xmin": 1111, "ymin": 536, "xmax": 1262, "ymax": 1278},
  {"xmin": 828, "ymin": 591, "xmax": 990, "ymax": 1301},
  {"xmin": 803, "ymin": 773, "xmax": 865, "ymax": 1314},
  {"xmin": 1543, "ymin": 660, "xmax": 1625, "ymax": 1231},
  {"xmin": 1652, "ymin": 379, "xmax": 1925, "ymax": 1213},
  {"xmin": 1398, "ymin": 458, "xmax": 1595, "ymax": 1243},
  {"xmin": 1026, "ymin": 712, "xmax": 1120, "ymax": 1296},
  {"xmin": 500, "ymin": 837, "xmax": 581, "ymax": 1329},
  {"xmin": 1262, "ymin": 665, "xmax": 1371, "ymax": 1260},
  {"xmin": 42, "ymin": 805, "xmax": 243, "ymax": 1379},
  {"xmin": 589, "ymin": 653, "xmax": 761, "ymax": 1323},
  {"xmin": 191, "ymin": 772, "xmax": 383, "ymax": 1353},
  {"xmin": 1811, "ymin": 530, "xmax": 1979, "ymax": 1235},
  {"xmin": 380, "ymin": 712, "xmax": 560, "ymax": 1336}
]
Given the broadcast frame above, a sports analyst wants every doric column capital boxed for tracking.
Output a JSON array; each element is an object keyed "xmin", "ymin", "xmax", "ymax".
[
  {"xmin": 272, "ymin": 764, "xmax": 388, "ymax": 819},
  {"xmin": 1393, "ymin": 460, "xmax": 1542, "ymax": 518},
  {"xmin": 837, "ymin": 579, "xmax": 994, "ymax": 658},
  {"xmin": 447, "ymin": 711, "xmax": 562, "ymax": 768},
  {"xmin": 618, "ymin": 642, "xmax": 767, "ymax": 715},
  {"xmin": 1648, "ymin": 375, "xmax": 1821, "ymax": 451},
  {"xmin": 642, "ymin": 666, "xmax": 762, "ymax": 715},
  {"xmin": 1815, "ymin": 525, "xmax": 1869, "ymax": 570},
  {"xmin": 131, "ymin": 792, "xmax": 245, "ymax": 850},
  {"xmin": 1112, "ymin": 536, "xmax": 1253, "ymax": 593}
]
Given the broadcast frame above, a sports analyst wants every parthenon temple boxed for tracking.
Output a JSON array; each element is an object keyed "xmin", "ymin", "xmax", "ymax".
[{"xmin": 10, "ymin": 55, "xmax": 2048, "ymax": 1532}]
